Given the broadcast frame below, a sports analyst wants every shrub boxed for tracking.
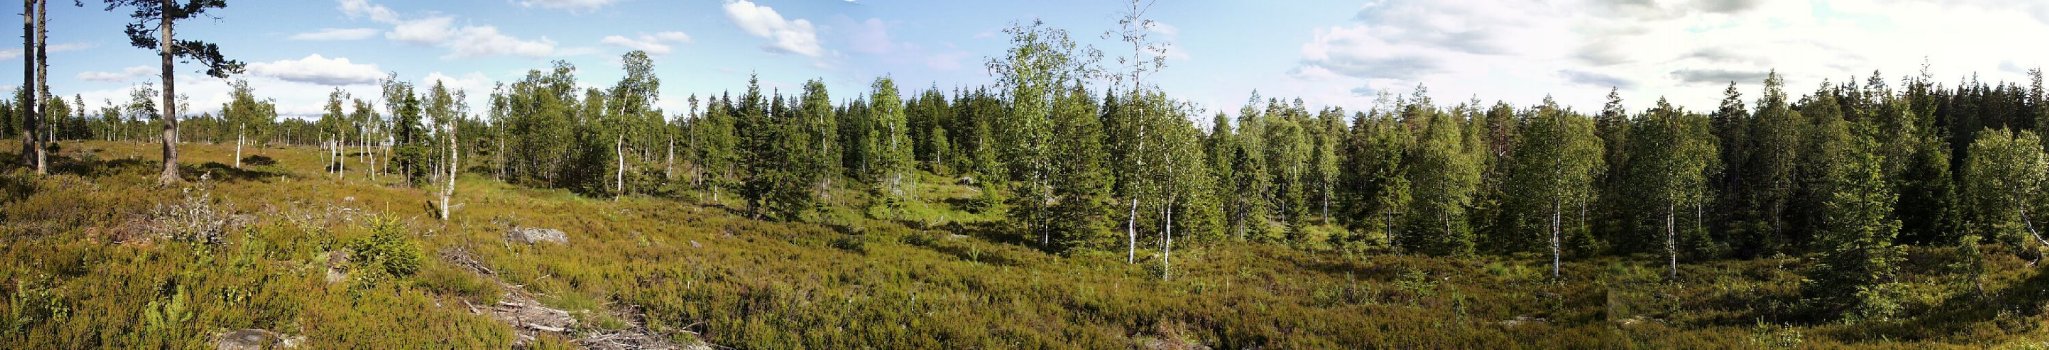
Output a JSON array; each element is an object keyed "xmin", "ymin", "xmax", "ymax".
[
  {"xmin": 830, "ymin": 235, "xmax": 869, "ymax": 254},
  {"xmin": 348, "ymin": 217, "xmax": 423, "ymax": 283}
]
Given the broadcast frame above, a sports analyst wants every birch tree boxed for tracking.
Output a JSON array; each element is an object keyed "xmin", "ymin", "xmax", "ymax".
[{"xmin": 1504, "ymin": 97, "xmax": 1603, "ymax": 278}]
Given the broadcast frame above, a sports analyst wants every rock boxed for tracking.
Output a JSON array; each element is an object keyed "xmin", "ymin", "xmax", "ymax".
[
  {"xmin": 324, "ymin": 251, "xmax": 350, "ymax": 284},
  {"xmin": 216, "ymin": 329, "xmax": 302, "ymax": 350},
  {"xmin": 507, "ymin": 227, "xmax": 568, "ymax": 244}
]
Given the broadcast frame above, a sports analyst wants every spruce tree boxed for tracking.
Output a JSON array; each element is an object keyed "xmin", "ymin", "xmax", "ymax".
[
  {"xmin": 1806, "ymin": 126, "xmax": 1905, "ymax": 320},
  {"xmin": 1047, "ymin": 85, "xmax": 1112, "ymax": 251}
]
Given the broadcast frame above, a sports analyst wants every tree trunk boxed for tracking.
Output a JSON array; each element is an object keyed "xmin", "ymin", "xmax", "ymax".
[
  {"xmin": 1552, "ymin": 196, "xmax": 1563, "ymax": 280},
  {"xmin": 157, "ymin": 0, "xmax": 178, "ymax": 185},
  {"xmin": 235, "ymin": 126, "xmax": 244, "ymax": 169},
  {"xmin": 2019, "ymin": 203, "xmax": 2049, "ymax": 248},
  {"xmin": 665, "ymin": 135, "xmax": 674, "ymax": 181},
  {"xmin": 1163, "ymin": 196, "xmax": 1175, "ymax": 280},
  {"xmin": 19, "ymin": 0, "xmax": 35, "ymax": 172},
  {"xmin": 496, "ymin": 136, "xmax": 505, "ymax": 181},
  {"xmin": 1384, "ymin": 208, "xmax": 1396, "ymax": 252},
  {"xmin": 1128, "ymin": 198, "xmax": 1139, "ymax": 264},
  {"xmin": 1666, "ymin": 202, "xmax": 1677, "ymax": 281},
  {"xmin": 441, "ymin": 120, "xmax": 458, "ymax": 221},
  {"xmin": 31, "ymin": 0, "xmax": 45, "ymax": 174},
  {"xmin": 1322, "ymin": 184, "xmax": 1330, "ymax": 224},
  {"xmin": 615, "ymin": 134, "xmax": 625, "ymax": 197}
]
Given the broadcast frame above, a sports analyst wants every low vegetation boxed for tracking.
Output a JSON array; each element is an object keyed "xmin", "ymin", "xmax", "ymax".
[{"xmin": 2, "ymin": 140, "xmax": 2048, "ymax": 348}]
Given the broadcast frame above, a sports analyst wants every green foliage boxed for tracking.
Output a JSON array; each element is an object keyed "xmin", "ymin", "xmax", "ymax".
[
  {"xmin": 988, "ymin": 20, "xmax": 1089, "ymax": 243},
  {"xmin": 1403, "ymin": 90, "xmax": 1480, "ymax": 256},
  {"xmin": 1500, "ymin": 98, "xmax": 1604, "ymax": 273},
  {"xmin": 1962, "ymin": 129, "xmax": 2048, "ymax": 249},
  {"xmin": 1805, "ymin": 129, "xmax": 1905, "ymax": 320},
  {"xmin": 1047, "ymin": 86, "xmax": 1113, "ymax": 251},
  {"xmin": 867, "ymin": 77, "xmax": 914, "ymax": 213},
  {"xmin": 347, "ymin": 217, "xmax": 424, "ymax": 284},
  {"xmin": 1621, "ymin": 99, "xmax": 1719, "ymax": 277},
  {"xmin": 1339, "ymin": 105, "xmax": 1411, "ymax": 251}
]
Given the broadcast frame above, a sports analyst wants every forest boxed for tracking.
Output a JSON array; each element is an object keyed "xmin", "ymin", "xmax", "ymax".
[{"xmin": 8, "ymin": 0, "xmax": 2049, "ymax": 349}]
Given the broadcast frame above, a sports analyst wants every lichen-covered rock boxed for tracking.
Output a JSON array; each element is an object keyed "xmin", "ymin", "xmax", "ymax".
[
  {"xmin": 506, "ymin": 227, "xmax": 567, "ymax": 244},
  {"xmin": 215, "ymin": 329, "xmax": 302, "ymax": 350}
]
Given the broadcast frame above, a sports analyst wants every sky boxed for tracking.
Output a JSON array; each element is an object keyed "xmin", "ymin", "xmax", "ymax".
[{"xmin": 3, "ymin": 0, "xmax": 2048, "ymax": 122}]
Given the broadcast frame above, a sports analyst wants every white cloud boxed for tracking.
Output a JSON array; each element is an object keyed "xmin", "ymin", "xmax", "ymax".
[
  {"xmin": 0, "ymin": 43, "xmax": 94, "ymax": 61},
  {"xmin": 423, "ymin": 72, "xmax": 492, "ymax": 95},
  {"xmin": 601, "ymin": 31, "xmax": 693, "ymax": 55},
  {"xmin": 386, "ymin": 16, "xmax": 456, "ymax": 44},
  {"xmin": 722, "ymin": 0, "xmax": 823, "ymax": 58},
  {"xmin": 344, "ymin": 0, "xmax": 564, "ymax": 59},
  {"xmin": 1275, "ymin": 0, "xmax": 2049, "ymax": 113},
  {"xmin": 248, "ymin": 54, "xmax": 386, "ymax": 86},
  {"xmin": 519, "ymin": 0, "xmax": 617, "ymax": 11},
  {"xmin": 77, "ymin": 66, "xmax": 155, "ymax": 83},
  {"xmin": 289, "ymin": 27, "xmax": 379, "ymax": 41},
  {"xmin": 338, "ymin": 0, "xmax": 399, "ymax": 24},
  {"xmin": 445, "ymin": 26, "xmax": 558, "ymax": 59}
]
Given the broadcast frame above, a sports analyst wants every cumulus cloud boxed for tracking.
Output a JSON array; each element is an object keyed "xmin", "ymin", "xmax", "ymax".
[
  {"xmin": 77, "ymin": 66, "xmax": 156, "ymax": 83},
  {"xmin": 601, "ymin": 31, "xmax": 693, "ymax": 55},
  {"xmin": 723, "ymin": 0, "xmax": 823, "ymax": 58},
  {"xmin": 289, "ymin": 27, "xmax": 379, "ymax": 41},
  {"xmin": 248, "ymin": 54, "xmax": 386, "ymax": 86},
  {"xmin": 342, "ymin": 0, "xmax": 564, "ymax": 59},
  {"xmin": 1279, "ymin": 0, "xmax": 2049, "ymax": 113},
  {"xmin": 339, "ymin": 0, "xmax": 399, "ymax": 24},
  {"xmin": 445, "ymin": 26, "xmax": 558, "ymax": 59},
  {"xmin": 386, "ymin": 16, "xmax": 456, "ymax": 44},
  {"xmin": 519, "ymin": 0, "xmax": 616, "ymax": 11}
]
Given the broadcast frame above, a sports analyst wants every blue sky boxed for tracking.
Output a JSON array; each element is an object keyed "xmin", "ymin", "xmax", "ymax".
[{"xmin": 4, "ymin": 0, "xmax": 2049, "ymax": 121}]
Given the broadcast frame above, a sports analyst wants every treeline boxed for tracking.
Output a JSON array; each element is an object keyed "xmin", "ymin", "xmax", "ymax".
[{"xmin": 11, "ymin": 20, "xmax": 2049, "ymax": 320}]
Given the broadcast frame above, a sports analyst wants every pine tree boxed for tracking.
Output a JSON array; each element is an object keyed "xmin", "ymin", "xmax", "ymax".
[
  {"xmin": 1740, "ymin": 70, "xmax": 1801, "ymax": 256},
  {"xmin": 105, "ymin": 0, "xmax": 246, "ymax": 184}
]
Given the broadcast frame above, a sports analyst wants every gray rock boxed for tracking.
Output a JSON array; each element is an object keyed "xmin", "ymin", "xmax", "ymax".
[
  {"xmin": 216, "ymin": 329, "xmax": 302, "ymax": 350},
  {"xmin": 507, "ymin": 227, "xmax": 568, "ymax": 244}
]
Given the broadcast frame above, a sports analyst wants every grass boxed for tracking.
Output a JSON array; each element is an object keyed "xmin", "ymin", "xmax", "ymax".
[{"xmin": 1, "ymin": 139, "xmax": 2047, "ymax": 348}]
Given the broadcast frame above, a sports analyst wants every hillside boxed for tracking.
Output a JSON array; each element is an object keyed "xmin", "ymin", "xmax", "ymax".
[{"xmin": 0, "ymin": 139, "xmax": 2045, "ymax": 349}]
